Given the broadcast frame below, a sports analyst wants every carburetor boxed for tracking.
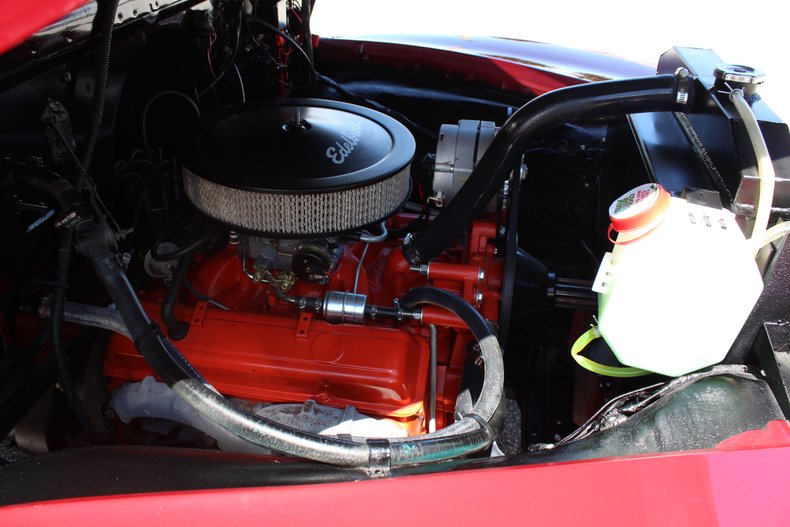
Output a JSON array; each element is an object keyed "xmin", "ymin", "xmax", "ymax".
[{"xmin": 242, "ymin": 236, "xmax": 345, "ymax": 288}]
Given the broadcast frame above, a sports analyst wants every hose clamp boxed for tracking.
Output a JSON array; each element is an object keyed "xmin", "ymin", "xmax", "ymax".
[
  {"xmin": 466, "ymin": 413, "xmax": 495, "ymax": 442},
  {"xmin": 132, "ymin": 320, "xmax": 163, "ymax": 350},
  {"xmin": 366, "ymin": 438, "xmax": 392, "ymax": 477},
  {"xmin": 401, "ymin": 234, "xmax": 423, "ymax": 266},
  {"xmin": 674, "ymin": 67, "xmax": 691, "ymax": 108}
]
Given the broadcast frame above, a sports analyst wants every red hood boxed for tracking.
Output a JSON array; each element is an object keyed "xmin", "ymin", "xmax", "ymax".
[{"xmin": 0, "ymin": 0, "xmax": 88, "ymax": 54}]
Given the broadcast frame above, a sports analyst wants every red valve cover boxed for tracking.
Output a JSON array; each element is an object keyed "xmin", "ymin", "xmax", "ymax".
[{"xmin": 104, "ymin": 302, "xmax": 430, "ymax": 418}]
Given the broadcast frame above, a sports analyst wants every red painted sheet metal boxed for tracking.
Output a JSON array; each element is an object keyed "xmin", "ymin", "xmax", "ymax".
[
  {"xmin": 3, "ymin": 421, "xmax": 790, "ymax": 526},
  {"xmin": 319, "ymin": 35, "xmax": 654, "ymax": 96},
  {"xmin": 0, "ymin": 0, "xmax": 88, "ymax": 54}
]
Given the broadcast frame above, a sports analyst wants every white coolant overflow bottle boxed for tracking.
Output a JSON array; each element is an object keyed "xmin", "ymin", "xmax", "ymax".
[{"xmin": 590, "ymin": 183, "xmax": 764, "ymax": 377}]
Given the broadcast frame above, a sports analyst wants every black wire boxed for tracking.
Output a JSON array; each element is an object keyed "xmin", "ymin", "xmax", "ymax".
[
  {"xmin": 245, "ymin": 14, "xmax": 316, "ymax": 84},
  {"xmin": 112, "ymin": 157, "xmax": 165, "ymax": 243},
  {"xmin": 317, "ymin": 74, "xmax": 439, "ymax": 140},
  {"xmin": 566, "ymin": 207, "xmax": 600, "ymax": 267},
  {"xmin": 246, "ymin": 19, "xmax": 268, "ymax": 50},
  {"xmin": 244, "ymin": 14, "xmax": 438, "ymax": 140},
  {"xmin": 232, "ymin": 63, "xmax": 247, "ymax": 103},
  {"xmin": 150, "ymin": 207, "xmax": 217, "ymax": 262},
  {"xmin": 48, "ymin": 121, "xmax": 90, "ymax": 183},
  {"xmin": 243, "ymin": 26, "xmax": 295, "ymax": 92},
  {"xmin": 152, "ymin": 231, "xmax": 214, "ymax": 262},
  {"xmin": 49, "ymin": 119, "xmax": 124, "ymax": 237},
  {"xmin": 142, "ymin": 90, "xmax": 201, "ymax": 160},
  {"xmin": 48, "ymin": 0, "xmax": 119, "ymax": 445},
  {"xmin": 50, "ymin": 121, "xmax": 101, "ymax": 208},
  {"xmin": 197, "ymin": 4, "xmax": 244, "ymax": 101},
  {"xmin": 245, "ymin": 20, "xmax": 291, "ymax": 86}
]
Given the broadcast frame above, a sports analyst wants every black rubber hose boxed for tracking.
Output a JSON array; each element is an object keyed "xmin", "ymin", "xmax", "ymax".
[
  {"xmin": 1, "ymin": 163, "xmax": 86, "ymax": 214},
  {"xmin": 398, "ymin": 287, "xmax": 503, "ymax": 423},
  {"xmin": 401, "ymin": 287, "xmax": 495, "ymax": 344},
  {"xmin": 403, "ymin": 74, "xmax": 691, "ymax": 264},
  {"xmin": 161, "ymin": 253, "xmax": 193, "ymax": 340},
  {"xmin": 49, "ymin": 229, "xmax": 102, "ymax": 440},
  {"xmin": 49, "ymin": 0, "xmax": 119, "ymax": 444}
]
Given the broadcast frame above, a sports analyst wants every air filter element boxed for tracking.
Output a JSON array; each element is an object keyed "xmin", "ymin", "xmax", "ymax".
[{"xmin": 181, "ymin": 99, "xmax": 415, "ymax": 237}]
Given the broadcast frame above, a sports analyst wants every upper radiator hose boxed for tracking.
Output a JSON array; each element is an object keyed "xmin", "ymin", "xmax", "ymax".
[{"xmin": 402, "ymin": 73, "xmax": 693, "ymax": 264}]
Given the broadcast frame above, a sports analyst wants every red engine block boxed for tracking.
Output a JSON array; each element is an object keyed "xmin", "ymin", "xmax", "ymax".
[{"xmin": 104, "ymin": 215, "xmax": 503, "ymax": 434}]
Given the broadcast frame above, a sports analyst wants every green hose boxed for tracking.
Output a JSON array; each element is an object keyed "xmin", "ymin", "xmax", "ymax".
[{"xmin": 571, "ymin": 327, "xmax": 650, "ymax": 378}]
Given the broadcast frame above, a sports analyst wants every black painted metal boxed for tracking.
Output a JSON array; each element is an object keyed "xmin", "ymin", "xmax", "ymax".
[
  {"xmin": 728, "ymin": 237, "xmax": 790, "ymax": 363},
  {"xmin": 755, "ymin": 322, "xmax": 790, "ymax": 418},
  {"xmin": 627, "ymin": 111, "xmax": 718, "ymax": 195},
  {"xmin": 657, "ymin": 47, "xmax": 790, "ymax": 213},
  {"xmin": 181, "ymin": 99, "xmax": 415, "ymax": 193}
]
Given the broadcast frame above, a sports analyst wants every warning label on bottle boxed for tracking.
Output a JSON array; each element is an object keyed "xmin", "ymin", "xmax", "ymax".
[{"xmin": 612, "ymin": 184, "xmax": 658, "ymax": 217}]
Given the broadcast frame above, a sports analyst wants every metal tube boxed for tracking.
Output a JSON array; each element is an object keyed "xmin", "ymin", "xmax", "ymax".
[
  {"xmin": 353, "ymin": 242, "xmax": 369, "ymax": 294},
  {"xmin": 359, "ymin": 222, "xmax": 388, "ymax": 243},
  {"xmin": 240, "ymin": 236, "xmax": 255, "ymax": 280}
]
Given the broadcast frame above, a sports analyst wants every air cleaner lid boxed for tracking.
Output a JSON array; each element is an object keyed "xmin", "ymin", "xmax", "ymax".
[
  {"xmin": 181, "ymin": 99, "xmax": 415, "ymax": 193},
  {"xmin": 609, "ymin": 183, "xmax": 671, "ymax": 233}
]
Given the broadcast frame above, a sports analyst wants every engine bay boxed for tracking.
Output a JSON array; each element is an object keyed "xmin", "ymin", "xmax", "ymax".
[{"xmin": 0, "ymin": 0, "xmax": 789, "ymax": 496}]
